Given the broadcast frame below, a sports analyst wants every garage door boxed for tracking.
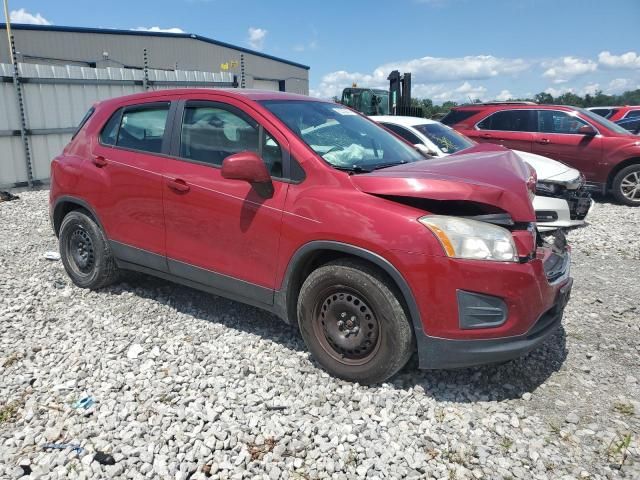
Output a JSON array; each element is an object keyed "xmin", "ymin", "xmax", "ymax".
[{"xmin": 252, "ymin": 79, "xmax": 281, "ymax": 91}]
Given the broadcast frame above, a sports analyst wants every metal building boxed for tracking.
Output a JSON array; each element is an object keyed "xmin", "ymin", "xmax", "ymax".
[
  {"xmin": 0, "ymin": 24, "xmax": 309, "ymax": 94},
  {"xmin": 0, "ymin": 24, "xmax": 310, "ymax": 188}
]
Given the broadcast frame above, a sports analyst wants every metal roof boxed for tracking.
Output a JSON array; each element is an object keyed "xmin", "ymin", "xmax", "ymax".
[{"xmin": 0, "ymin": 23, "xmax": 310, "ymax": 70}]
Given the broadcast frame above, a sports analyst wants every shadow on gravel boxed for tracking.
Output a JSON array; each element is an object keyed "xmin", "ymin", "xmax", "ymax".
[{"xmin": 101, "ymin": 272, "xmax": 568, "ymax": 403}]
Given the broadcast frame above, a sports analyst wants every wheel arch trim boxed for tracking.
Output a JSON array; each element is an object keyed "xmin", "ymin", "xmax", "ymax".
[
  {"xmin": 52, "ymin": 196, "xmax": 105, "ymax": 236},
  {"xmin": 277, "ymin": 240, "xmax": 425, "ymax": 337}
]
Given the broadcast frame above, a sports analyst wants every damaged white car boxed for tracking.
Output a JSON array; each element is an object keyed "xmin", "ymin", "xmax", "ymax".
[{"xmin": 373, "ymin": 116, "xmax": 593, "ymax": 231}]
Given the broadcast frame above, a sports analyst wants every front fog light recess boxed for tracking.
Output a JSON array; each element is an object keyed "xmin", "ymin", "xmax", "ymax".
[{"xmin": 419, "ymin": 215, "xmax": 518, "ymax": 262}]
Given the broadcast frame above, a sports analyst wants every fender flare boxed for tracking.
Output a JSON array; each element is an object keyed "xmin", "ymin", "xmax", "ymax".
[
  {"xmin": 277, "ymin": 240, "xmax": 425, "ymax": 337},
  {"xmin": 52, "ymin": 195, "xmax": 105, "ymax": 236}
]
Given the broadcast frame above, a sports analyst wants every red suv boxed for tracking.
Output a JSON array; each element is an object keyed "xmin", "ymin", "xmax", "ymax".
[
  {"xmin": 50, "ymin": 90, "xmax": 572, "ymax": 384},
  {"xmin": 442, "ymin": 102, "xmax": 640, "ymax": 205},
  {"xmin": 588, "ymin": 106, "xmax": 640, "ymax": 122}
]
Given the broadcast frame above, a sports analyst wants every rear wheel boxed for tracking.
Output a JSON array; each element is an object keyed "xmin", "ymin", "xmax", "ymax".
[
  {"xmin": 612, "ymin": 164, "xmax": 640, "ymax": 206},
  {"xmin": 59, "ymin": 210, "xmax": 119, "ymax": 289},
  {"xmin": 297, "ymin": 259, "xmax": 414, "ymax": 384}
]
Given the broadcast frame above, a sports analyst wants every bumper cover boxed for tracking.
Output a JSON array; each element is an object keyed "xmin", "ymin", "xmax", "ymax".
[{"xmin": 418, "ymin": 278, "xmax": 572, "ymax": 369}]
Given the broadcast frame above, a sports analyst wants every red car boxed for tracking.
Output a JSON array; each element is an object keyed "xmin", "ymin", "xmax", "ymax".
[
  {"xmin": 588, "ymin": 105, "xmax": 640, "ymax": 122},
  {"xmin": 442, "ymin": 102, "xmax": 640, "ymax": 205},
  {"xmin": 50, "ymin": 90, "xmax": 572, "ymax": 384}
]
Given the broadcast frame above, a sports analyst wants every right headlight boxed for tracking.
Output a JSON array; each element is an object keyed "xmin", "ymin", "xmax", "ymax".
[{"xmin": 419, "ymin": 215, "xmax": 518, "ymax": 262}]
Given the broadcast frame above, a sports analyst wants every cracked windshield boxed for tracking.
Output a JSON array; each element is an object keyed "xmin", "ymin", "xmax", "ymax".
[{"xmin": 261, "ymin": 100, "xmax": 423, "ymax": 171}]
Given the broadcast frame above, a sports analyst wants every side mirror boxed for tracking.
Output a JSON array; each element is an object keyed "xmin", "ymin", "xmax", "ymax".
[
  {"xmin": 414, "ymin": 143, "xmax": 438, "ymax": 157},
  {"xmin": 578, "ymin": 125, "xmax": 596, "ymax": 136},
  {"xmin": 221, "ymin": 151, "xmax": 273, "ymax": 198}
]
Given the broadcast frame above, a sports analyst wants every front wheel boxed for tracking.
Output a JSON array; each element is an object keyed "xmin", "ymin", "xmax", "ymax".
[
  {"xmin": 612, "ymin": 164, "xmax": 640, "ymax": 206},
  {"xmin": 297, "ymin": 259, "xmax": 414, "ymax": 384}
]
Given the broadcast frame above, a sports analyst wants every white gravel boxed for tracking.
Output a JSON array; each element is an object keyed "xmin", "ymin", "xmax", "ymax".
[{"xmin": 1, "ymin": 190, "xmax": 639, "ymax": 480}]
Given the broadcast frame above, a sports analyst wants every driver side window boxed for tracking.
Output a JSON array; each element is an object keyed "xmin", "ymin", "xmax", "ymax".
[{"xmin": 179, "ymin": 103, "xmax": 282, "ymax": 176}]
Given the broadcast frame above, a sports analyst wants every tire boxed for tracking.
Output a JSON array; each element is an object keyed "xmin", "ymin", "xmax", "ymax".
[
  {"xmin": 612, "ymin": 164, "xmax": 640, "ymax": 206},
  {"xmin": 297, "ymin": 258, "xmax": 414, "ymax": 385},
  {"xmin": 58, "ymin": 210, "xmax": 119, "ymax": 289}
]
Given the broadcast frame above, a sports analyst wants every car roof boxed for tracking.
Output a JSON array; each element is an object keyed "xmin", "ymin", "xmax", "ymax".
[
  {"xmin": 95, "ymin": 88, "xmax": 323, "ymax": 109},
  {"xmin": 371, "ymin": 115, "xmax": 439, "ymax": 127},
  {"xmin": 451, "ymin": 103, "xmax": 576, "ymax": 111}
]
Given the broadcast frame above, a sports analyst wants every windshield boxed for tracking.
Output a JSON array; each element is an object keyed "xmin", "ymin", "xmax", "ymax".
[
  {"xmin": 260, "ymin": 100, "xmax": 423, "ymax": 170},
  {"xmin": 413, "ymin": 123, "xmax": 475, "ymax": 154},
  {"xmin": 578, "ymin": 108, "xmax": 632, "ymax": 135}
]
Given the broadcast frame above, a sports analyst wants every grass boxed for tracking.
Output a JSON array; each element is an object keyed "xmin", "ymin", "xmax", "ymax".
[
  {"xmin": 613, "ymin": 402, "xmax": 635, "ymax": 416},
  {"xmin": 500, "ymin": 437, "xmax": 514, "ymax": 451},
  {"xmin": 607, "ymin": 433, "xmax": 632, "ymax": 468},
  {"xmin": 0, "ymin": 401, "xmax": 19, "ymax": 423},
  {"xmin": 2, "ymin": 352, "xmax": 21, "ymax": 367}
]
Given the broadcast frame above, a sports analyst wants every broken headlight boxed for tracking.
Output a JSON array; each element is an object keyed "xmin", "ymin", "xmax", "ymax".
[{"xmin": 419, "ymin": 215, "xmax": 518, "ymax": 262}]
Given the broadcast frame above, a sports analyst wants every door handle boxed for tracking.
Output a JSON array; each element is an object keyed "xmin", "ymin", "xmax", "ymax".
[
  {"xmin": 537, "ymin": 138, "xmax": 550, "ymax": 145},
  {"xmin": 166, "ymin": 178, "xmax": 190, "ymax": 193},
  {"xmin": 480, "ymin": 133, "xmax": 492, "ymax": 138},
  {"xmin": 92, "ymin": 155, "xmax": 107, "ymax": 167}
]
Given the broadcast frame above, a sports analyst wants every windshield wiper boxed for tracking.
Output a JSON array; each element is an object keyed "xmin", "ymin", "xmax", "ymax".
[
  {"xmin": 332, "ymin": 165, "xmax": 372, "ymax": 174},
  {"xmin": 370, "ymin": 161, "xmax": 408, "ymax": 171}
]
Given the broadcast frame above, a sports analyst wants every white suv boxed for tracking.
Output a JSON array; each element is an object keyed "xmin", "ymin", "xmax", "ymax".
[{"xmin": 372, "ymin": 116, "xmax": 593, "ymax": 232}]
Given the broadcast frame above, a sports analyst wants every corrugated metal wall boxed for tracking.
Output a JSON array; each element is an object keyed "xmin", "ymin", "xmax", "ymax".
[
  {"xmin": 0, "ymin": 27, "xmax": 310, "ymax": 95},
  {"xmin": 0, "ymin": 62, "xmax": 236, "ymax": 188}
]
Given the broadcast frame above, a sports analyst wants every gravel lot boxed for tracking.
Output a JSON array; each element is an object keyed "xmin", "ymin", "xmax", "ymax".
[{"xmin": 1, "ymin": 190, "xmax": 638, "ymax": 480}]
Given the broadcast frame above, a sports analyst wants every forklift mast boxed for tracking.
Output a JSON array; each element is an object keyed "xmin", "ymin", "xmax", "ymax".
[{"xmin": 387, "ymin": 70, "xmax": 412, "ymax": 115}]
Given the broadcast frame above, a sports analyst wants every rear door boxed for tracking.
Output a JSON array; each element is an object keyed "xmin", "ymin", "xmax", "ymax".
[
  {"xmin": 531, "ymin": 109, "xmax": 602, "ymax": 180},
  {"xmin": 91, "ymin": 100, "xmax": 173, "ymax": 271},
  {"xmin": 161, "ymin": 96, "xmax": 289, "ymax": 305},
  {"xmin": 474, "ymin": 109, "xmax": 536, "ymax": 151}
]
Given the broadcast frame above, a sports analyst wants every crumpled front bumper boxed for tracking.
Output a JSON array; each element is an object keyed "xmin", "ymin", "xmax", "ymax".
[{"xmin": 535, "ymin": 182, "xmax": 593, "ymax": 231}]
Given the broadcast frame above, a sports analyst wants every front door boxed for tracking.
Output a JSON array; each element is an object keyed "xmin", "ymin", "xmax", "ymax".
[
  {"xmin": 162, "ymin": 98, "xmax": 289, "ymax": 305},
  {"xmin": 531, "ymin": 110, "xmax": 602, "ymax": 181}
]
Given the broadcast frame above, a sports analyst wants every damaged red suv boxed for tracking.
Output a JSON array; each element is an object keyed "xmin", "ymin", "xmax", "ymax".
[{"xmin": 50, "ymin": 90, "xmax": 572, "ymax": 384}]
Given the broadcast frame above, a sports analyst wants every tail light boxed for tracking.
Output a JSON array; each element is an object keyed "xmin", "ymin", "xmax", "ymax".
[{"xmin": 526, "ymin": 164, "xmax": 537, "ymax": 201}]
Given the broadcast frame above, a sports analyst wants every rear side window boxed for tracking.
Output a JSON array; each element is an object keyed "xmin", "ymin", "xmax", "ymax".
[
  {"xmin": 440, "ymin": 109, "xmax": 481, "ymax": 126},
  {"xmin": 180, "ymin": 104, "xmax": 283, "ymax": 176},
  {"xmin": 117, "ymin": 106, "xmax": 170, "ymax": 154},
  {"xmin": 73, "ymin": 107, "xmax": 95, "ymax": 139},
  {"xmin": 625, "ymin": 110, "xmax": 640, "ymax": 118},
  {"xmin": 589, "ymin": 108, "xmax": 612, "ymax": 118},
  {"xmin": 99, "ymin": 108, "xmax": 122, "ymax": 146},
  {"xmin": 477, "ymin": 110, "xmax": 535, "ymax": 132}
]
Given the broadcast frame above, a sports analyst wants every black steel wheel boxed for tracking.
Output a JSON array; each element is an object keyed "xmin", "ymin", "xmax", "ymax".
[
  {"xmin": 297, "ymin": 259, "xmax": 414, "ymax": 384},
  {"xmin": 59, "ymin": 210, "xmax": 119, "ymax": 289}
]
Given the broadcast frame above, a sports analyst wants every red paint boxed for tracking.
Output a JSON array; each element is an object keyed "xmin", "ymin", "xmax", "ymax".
[
  {"xmin": 444, "ymin": 103, "xmax": 640, "ymax": 188},
  {"xmin": 608, "ymin": 106, "xmax": 640, "ymax": 122},
  {"xmin": 50, "ymin": 89, "xmax": 571, "ymax": 342}
]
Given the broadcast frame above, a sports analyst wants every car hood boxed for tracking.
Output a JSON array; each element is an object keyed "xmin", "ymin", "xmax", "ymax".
[
  {"xmin": 511, "ymin": 150, "xmax": 580, "ymax": 183},
  {"xmin": 350, "ymin": 144, "xmax": 536, "ymax": 222}
]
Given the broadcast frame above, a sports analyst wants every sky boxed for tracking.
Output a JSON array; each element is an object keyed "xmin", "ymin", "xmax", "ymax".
[{"xmin": 5, "ymin": 0, "xmax": 640, "ymax": 103}]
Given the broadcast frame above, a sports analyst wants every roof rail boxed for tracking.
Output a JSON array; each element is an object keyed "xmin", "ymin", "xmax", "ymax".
[{"xmin": 477, "ymin": 101, "xmax": 538, "ymax": 106}]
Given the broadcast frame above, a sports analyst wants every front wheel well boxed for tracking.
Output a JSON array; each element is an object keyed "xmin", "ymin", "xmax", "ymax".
[
  {"xmin": 607, "ymin": 158, "xmax": 640, "ymax": 189},
  {"xmin": 283, "ymin": 247, "xmax": 417, "ymax": 335}
]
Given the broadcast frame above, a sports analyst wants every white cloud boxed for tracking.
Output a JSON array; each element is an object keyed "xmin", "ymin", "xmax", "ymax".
[
  {"xmin": 9, "ymin": 8, "xmax": 50, "ymax": 25},
  {"xmin": 495, "ymin": 89, "xmax": 514, "ymax": 101},
  {"xmin": 598, "ymin": 51, "xmax": 640, "ymax": 70},
  {"xmin": 542, "ymin": 56, "xmax": 597, "ymax": 84},
  {"xmin": 311, "ymin": 54, "xmax": 529, "ymax": 99},
  {"xmin": 133, "ymin": 26, "xmax": 185, "ymax": 33},
  {"xmin": 544, "ymin": 86, "xmax": 575, "ymax": 97},
  {"xmin": 606, "ymin": 78, "xmax": 640, "ymax": 94},
  {"xmin": 247, "ymin": 27, "xmax": 267, "ymax": 51},
  {"xmin": 582, "ymin": 83, "xmax": 600, "ymax": 96}
]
